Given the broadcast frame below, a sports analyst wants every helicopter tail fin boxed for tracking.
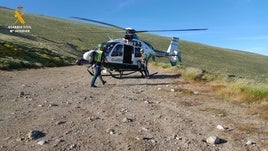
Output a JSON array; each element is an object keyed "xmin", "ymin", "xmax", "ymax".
[{"xmin": 167, "ymin": 37, "xmax": 181, "ymax": 66}]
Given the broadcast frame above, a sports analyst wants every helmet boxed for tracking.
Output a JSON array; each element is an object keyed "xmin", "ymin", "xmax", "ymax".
[
  {"xmin": 140, "ymin": 48, "xmax": 144, "ymax": 52},
  {"xmin": 98, "ymin": 43, "xmax": 104, "ymax": 50}
]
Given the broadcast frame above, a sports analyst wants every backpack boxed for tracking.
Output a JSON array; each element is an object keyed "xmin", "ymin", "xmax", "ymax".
[{"xmin": 83, "ymin": 50, "xmax": 96, "ymax": 64}]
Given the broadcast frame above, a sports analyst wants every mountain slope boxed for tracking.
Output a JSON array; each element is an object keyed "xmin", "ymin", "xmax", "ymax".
[{"xmin": 0, "ymin": 7, "xmax": 267, "ymax": 82}]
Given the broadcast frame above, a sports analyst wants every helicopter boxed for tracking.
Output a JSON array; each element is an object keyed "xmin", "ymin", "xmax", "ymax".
[{"xmin": 73, "ymin": 17, "xmax": 207, "ymax": 78}]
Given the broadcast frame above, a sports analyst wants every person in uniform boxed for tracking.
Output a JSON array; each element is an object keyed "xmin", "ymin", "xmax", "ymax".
[
  {"xmin": 140, "ymin": 48, "xmax": 149, "ymax": 78},
  {"xmin": 91, "ymin": 43, "xmax": 106, "ymax": 87}
]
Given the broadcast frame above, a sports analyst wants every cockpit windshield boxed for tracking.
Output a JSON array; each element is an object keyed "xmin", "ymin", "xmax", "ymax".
[{"xmin": 103, "ymin": 42, "xmax": 119, "ymax": 56}]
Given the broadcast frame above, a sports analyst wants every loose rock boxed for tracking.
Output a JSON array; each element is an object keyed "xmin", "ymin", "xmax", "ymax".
[
  {"xmin": 122, "ymin": 117, "xmax": 133, "ymax": 123},
  {"xmin": 193, "ymin": 91, "xmax": 199, "ymax": 95},
  {"xmin": 49, "ymin": 103, "xmax": 58, "ymax": 107},
  {"xmin": 246, "ymin": 140, "xmax": 256, "ymax": 145},
  {"xmin": 70, "ymin": 144, "xmax": 77, "ymax": 149},
  {"xmin": 206, "ymin": 136, "xmax": 220, "ymax": 144},
  {"xmin": 27, "ymin": 130, "xmax": 46, "ymax": 140},
  {"xmin": 144, "ymin": 100, "xmax": 153, "ymax": 104},
  {"xmin": 106, "ymin": 129, "xmax": 115, "ymax": 135},
  {"xmin": 216, "ymin": 125, "xmax": 225, "ymax": 131},
  {"xmin": 141, "ymin": 127, "xmax": 149, "ymax": 131},
  {"xmin": 56, "ymin": 121, "xmax": 66, "ymax": 125},
  {"xmin": 37, "ymin": 140, "xmax": 47, "ymax": 145},
  {"xmin": 19, "ymin": 91, "xmax": 25, "ymax": 97}
]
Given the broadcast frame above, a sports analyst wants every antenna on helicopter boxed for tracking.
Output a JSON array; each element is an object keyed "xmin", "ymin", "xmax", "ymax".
[{"xmin": 107, "ymin": 35, "xmax": 113, "ymax": 41}]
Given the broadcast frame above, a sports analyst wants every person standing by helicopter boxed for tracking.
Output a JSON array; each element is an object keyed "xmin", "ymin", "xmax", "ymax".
[
  {"xmin": 91, "ymin": 43, "xmax": 106, "ymax": 87},
  {"xmin": 140, "ymin": 48, "xmax": 149, "ymax": 78}
]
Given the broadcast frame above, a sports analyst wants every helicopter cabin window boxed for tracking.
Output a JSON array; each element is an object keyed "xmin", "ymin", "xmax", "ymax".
[
  {"xmin": 135, "ymin": 47, "xmax": 142, "ymax": 57},
  {"xmin": 111, "ymin": 44, "xmax": 123, "ymax": 56},
  {"xmin": 131, "ymin": 40, "xmax": 142, "ymax": 47},
  {"xmin": 104, "ymin": 42, "xmax": 117, "ymax": 56}
]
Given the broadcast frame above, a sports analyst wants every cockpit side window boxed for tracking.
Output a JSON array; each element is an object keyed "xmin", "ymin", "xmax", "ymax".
[
  {"xmin": 103, "ymin": 42, "xmax": 117, "ymax": 56},
  {"xmin": 111, "ymin": 44, "xmax": 123, "ymax": 56}
]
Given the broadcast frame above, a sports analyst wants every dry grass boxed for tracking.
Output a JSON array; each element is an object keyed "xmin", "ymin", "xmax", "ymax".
[
  {"xmin": 249, "ymin": 102, "xmax": 268, "ymax": 120},
  {"xmin": 199, "ymin": 107, "xmax": 227, "ymax": 117},
  {"xmin": 211, "ymin": 80, "xmax": 268, "ymax": 103},
  {"xmin": 208, "ymin": 79, "xmax": 268, "ymax": 120},
  {"xmin": 153, "ymin": 65, "xmax": 268, "ymax": 121},
  {"xmin": 236, "ymin": 123, "xmax": 258, "ymax": 133},
  {"xmin": 180, "ymin": 100, "xmax": 203, "ymax": 107}
]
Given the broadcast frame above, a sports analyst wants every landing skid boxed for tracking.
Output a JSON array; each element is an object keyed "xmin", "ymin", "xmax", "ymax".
[
  {"xmin": 86, "ymin": 65, "xmax": 158, "ymax": 79},
  {"xmin": 86, "ymin": 65, "xmax": 138, "ymax": 79},
  {"xmin": 107, "ymin": 70, "xmax": 138, "ymax": 79},
  {"xmin": 150, "ymin": 72, "xmax": 158, "ymax": 76},
  {"xmin": 108, "ymin": 71, "xmax": 158, "ymax": 79}
]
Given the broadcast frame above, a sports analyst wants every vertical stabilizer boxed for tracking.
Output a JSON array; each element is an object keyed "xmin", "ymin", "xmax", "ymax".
[{"xmin": 167, "ymin": 37, "xmax": 181, "ymax": 66}]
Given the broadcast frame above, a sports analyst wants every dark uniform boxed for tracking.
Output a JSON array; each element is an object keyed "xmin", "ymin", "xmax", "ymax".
[{"xmin": 140, "ymin": 49, "xmax": 149, "ymax": 78}]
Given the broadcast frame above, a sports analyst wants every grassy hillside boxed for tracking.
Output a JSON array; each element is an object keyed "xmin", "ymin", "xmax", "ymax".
[
  {"xmin": 0, "ymin": 6, "xmax": 267, "ymax": 83},
  {"xmin": 180, "ymin": 41, "xmax": 268, "ymax": 82},
  {"xmin": 141, "ymin": 34, "xmax": 268, "ymax": 83}
]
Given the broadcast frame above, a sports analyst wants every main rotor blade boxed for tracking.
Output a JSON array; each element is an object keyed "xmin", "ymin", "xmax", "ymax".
[
  {"xmin": 136, "ymin": 28, "xmax": 208, "ymax": 33},
  {"xmin": 71, "ymin": 17, "xmax": 126, "ymax": 31}
]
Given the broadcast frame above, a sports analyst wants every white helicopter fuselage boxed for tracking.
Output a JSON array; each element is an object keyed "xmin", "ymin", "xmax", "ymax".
[
  {"xmin": 80, "ymin": 37, "xmax": 181, "ymax": 76},
  {"xmin": 104, "ymin": 38, "xmax": 154, "ymax": 65},
  {"xmin": 102, "ymin": 37, "xmax": 180, "ymax": 68}
]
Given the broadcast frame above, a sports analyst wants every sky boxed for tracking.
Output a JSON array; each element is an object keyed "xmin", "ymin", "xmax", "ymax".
[{"xmin": 1, "ymin": 0, "xmax": 268, "ymax": 56}]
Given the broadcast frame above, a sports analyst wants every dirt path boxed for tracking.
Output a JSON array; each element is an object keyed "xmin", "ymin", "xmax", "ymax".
[{"xmin": 0, "ymin": 65, "xmax": 267, "ymax": 151}]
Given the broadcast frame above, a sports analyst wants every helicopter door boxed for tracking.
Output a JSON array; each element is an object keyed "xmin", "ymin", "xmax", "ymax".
[
  {"xmin": 123, "ymin": 45, "xmax": 133, "ymax": 64},
  {"xmin": 110, "ymin": 44, "xmax": 123, "ymax": 63}
]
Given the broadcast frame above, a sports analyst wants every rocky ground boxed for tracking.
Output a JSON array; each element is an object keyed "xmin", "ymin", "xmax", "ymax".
[{"xmin": 0, "ymin": 65, "xmax": 267, "ymax": 151}]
